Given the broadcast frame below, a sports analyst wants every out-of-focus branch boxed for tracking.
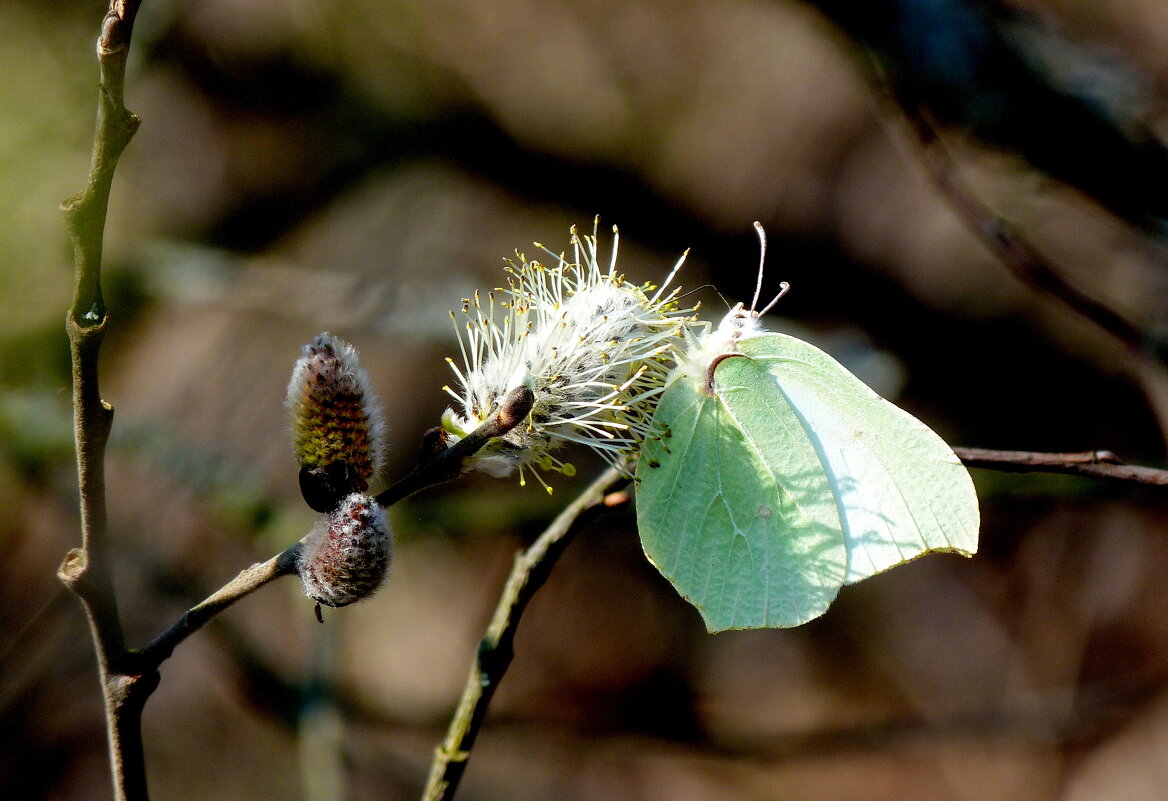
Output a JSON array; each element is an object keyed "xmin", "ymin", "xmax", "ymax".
[
  {"xmin": 422, "ymin": 464, "xmax": 630, "ymax": 801},
  {"xmin": 955, "ymin": 447, "xmax": 1168, "ymax": 485},
  {"xmin": 899, "ymin": 107, "xmax": 1161, "ymax": 361},
  {"xmin": 812, "ymin": 0, "xmax": 1168, "ymax": 237}
]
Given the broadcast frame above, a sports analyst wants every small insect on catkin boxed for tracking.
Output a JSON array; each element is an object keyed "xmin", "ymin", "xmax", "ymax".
[
  {"xmin": 299, "ymin": 493, "xmax": 394, "ymax": 608},
  {"xmin": 287, "ymin": 333, "xmax": 385, "ymax": 512}
]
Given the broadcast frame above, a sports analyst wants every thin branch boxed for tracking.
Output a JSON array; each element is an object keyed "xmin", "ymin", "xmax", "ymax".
[
  {"xmin": 376, "ymin": 386, "xmax": 535, "ymax": 507},
  {"xmin": 133, "ymin": 387, "xmax": 537, "ymax": 670},
  {"xmin": 134, "ymin": 545, "xmax": 302, "ymax": 670},
  {"xmin": 110, "ymin": 385, "xmax": 534, "ymax": 664},
  {"xmin": 59, "ymin": 3, "xmax": 146, "ymax": 800},
  {"xmin": 955, "ymin": 447, "xmax": 1168, "ymax": 486},
  {"xmin": 63, "ymin": 1, "xmax": 143, "ymax": 327},
  {"xmin": 422, "ymin": 464, "xmax": 630, "ymax": 801}
]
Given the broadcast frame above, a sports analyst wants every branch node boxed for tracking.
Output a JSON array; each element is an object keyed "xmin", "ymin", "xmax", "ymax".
[
  {"xmin": 439, "ymin": 747, "xmax": 471, "ymax": 764},
  {"xmin": 57, "ymin": 548, "xmax": 88, "ymax": 585}
]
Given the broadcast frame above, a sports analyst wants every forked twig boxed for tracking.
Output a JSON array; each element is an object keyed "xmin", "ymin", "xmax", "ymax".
[{"xmin": 137, "ymin": 387, "xmax": 538, "ymax": 672}]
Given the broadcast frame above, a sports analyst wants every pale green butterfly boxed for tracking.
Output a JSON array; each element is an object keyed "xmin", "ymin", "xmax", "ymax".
[{"xmin": 635, "ymin": 223, "xmax": 979, "ymax": 632}]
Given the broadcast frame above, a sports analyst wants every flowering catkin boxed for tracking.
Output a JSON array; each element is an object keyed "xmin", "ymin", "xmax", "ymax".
[
  {"xmin": 298, "ymin": 493, "xmax": 393, "ymax": 607},
  {"xmin": 287, "ymin": 333, "xmax": 384, "ymax": 511},
  {"xmin": 441, "ymin": 219, "xmax": 699, "ymax": 490}
]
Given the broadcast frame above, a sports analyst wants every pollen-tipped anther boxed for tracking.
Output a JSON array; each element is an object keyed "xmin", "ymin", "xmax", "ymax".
[{"xmin": 441, "ymin": 219, "xmax": 700, "ymax": 488}]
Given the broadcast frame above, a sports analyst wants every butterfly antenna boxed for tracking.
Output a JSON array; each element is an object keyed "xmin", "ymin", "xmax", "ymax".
[
  {"xmin": 749, "ymin": 221, "xmax": 767, "ymax": 312},
  {"xmin": 758, "ymin": 281, "xmax": 790, "ymax": 316}
]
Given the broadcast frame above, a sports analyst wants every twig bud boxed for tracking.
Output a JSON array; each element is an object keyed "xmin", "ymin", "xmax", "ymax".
[
  {"xmin": 298, "ymin": 493, "xmax": 393, "ymax": 608},
  {"xmin": 493, "ymin": 385, "xmax": 536, "ymax": 435}
]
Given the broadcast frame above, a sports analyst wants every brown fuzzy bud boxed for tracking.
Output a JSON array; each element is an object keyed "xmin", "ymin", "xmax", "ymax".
[
  {"xmin": 298, "ymin": 493, "xmax": 393, "ymax": 608},
  {"xmin": 287, "ymin": 333, "xmax": 384, "ymax": 511}
]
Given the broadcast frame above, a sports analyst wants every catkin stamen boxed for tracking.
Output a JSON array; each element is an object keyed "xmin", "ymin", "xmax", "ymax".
[{"xmin": 441, "ymin": 220, "xmax": 700, "ymax": 485}]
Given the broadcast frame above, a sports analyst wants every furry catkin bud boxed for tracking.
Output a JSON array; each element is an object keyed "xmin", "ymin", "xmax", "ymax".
[
  {"xmin": 287, "ymin": 333, "xmax": 384, "ymax": 511},
  {"xmin": 298, "ymin": 493, "xmax": 393, "ymax": 607}
]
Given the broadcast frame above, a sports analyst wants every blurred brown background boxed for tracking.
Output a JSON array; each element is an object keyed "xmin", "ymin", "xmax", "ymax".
[{"xmin": 5, "ymin": 0, "xmax": 1168, "ymax": 799}]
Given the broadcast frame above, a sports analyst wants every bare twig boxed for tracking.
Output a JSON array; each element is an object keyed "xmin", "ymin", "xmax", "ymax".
[
  {"xmin": 422, "ymin": 464, "xmax": 630, "ymax": 801},
  {"xmin": 135, "ymin": 545, "xmax": 302, "ymax": 669},
  {"xmin": 955, "ymin": 447, "xmax": 1168, "ymax": 486},
  {"xmin": 64, "ymin": 2, "xmax": 143, "ymax": 327},
  {"xmin": 58, "ymin": 3, "xmax": 147, "ymax": 800}
]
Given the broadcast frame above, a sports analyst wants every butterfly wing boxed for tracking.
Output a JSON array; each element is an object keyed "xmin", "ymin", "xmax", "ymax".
[
  {"xmin": 739, "ymin": 333, "xmax": 979, "ymax": 583},
  {"xmin": 636, "ymin": 354, "xmax": 847, "ymax": 632}
]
